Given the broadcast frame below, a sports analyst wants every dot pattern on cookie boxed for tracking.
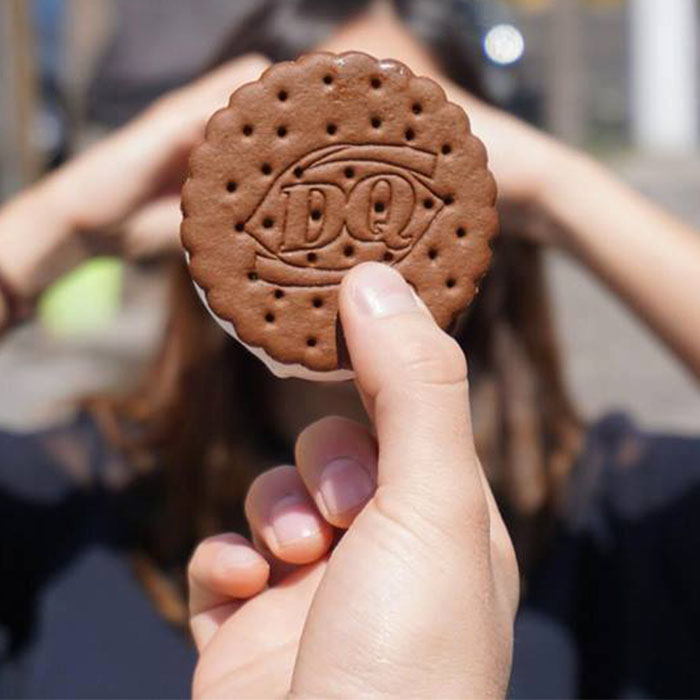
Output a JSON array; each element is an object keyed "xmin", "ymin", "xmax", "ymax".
[{"xmin": 181, "ymin": 52, "xmax": 498, "ymax": 376}]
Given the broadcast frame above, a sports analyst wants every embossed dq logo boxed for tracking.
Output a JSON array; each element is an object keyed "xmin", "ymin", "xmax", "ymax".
[{"xmin": 244, "ymin": 144, "xmax": 445, "ymax": 286}]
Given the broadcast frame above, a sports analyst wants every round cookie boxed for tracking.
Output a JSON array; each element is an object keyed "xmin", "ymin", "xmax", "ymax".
[{"xmin": 181, "ymin": 51, "xmax": 498, "ymax": 380}]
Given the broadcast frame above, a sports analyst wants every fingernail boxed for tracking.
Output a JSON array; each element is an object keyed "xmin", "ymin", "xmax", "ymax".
[
  {"xmin": 319, "ymin": 457, "xmax": 374, "ymax": 516},
  {"xmin": 351, "ymin": 263, "xmax": 417, "ymax": 318},
  {"xmin": 270, "ymin": 495, "xmax": 321, "ymax": 548},
  {"xmin": 215, "ymin": 544, "xmax": 262, "ymax": 575}
]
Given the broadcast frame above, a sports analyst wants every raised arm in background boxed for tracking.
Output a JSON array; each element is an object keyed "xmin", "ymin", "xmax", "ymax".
[
  {"xmin": 0, "ymin": 55, "xmax": 269, "ymax": 335},
  {"xmin": 455, "ymin": 90, "xmax": 700, "ymax": 380},
  {"xmin": 322, "ymin": 5, "xmax": 700, "ymax": 380}
]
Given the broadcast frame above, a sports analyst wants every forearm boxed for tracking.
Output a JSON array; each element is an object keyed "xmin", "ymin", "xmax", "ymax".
[
  {"xmin": 0, "ymin": 93, "xmax": 183, "ymax": 305},
  {"xmin": 0, "ymin": 174, "xmax": 90, "ymax": 300},
  {"xmin": 541, "ymin": 147, "xmax": 700, "ymax": 378}
]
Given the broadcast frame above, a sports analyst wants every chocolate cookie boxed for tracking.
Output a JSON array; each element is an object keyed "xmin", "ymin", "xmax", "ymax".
[{"xmin": 181, "ymin": 51, "xmax": 497, "ymax": 380}]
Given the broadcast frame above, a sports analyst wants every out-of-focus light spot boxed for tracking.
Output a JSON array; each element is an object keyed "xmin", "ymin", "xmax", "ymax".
[{"xmin": 483, "ymin": 24, "xmax": 525, "ymax": 66}]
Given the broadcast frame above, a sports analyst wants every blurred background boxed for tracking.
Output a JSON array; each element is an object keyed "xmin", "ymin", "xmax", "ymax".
[{"xmin": 1, "ymin": 0, "xmax": 699, "ymax": 432}]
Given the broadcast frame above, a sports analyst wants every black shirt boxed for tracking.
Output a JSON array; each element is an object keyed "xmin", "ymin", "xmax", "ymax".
[
  {"xmin": 1, "ymin": 413, "xmax": 699, "ymax": 698},
  {"xmin": 510, "ymin": 414, "xmax": 700, "ymax": 699}
]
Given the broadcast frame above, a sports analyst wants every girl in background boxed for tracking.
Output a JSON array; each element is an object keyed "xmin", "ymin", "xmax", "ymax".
[{"xmin": 1, "ymin": 1, "xmax": 699, "ymax": 697}]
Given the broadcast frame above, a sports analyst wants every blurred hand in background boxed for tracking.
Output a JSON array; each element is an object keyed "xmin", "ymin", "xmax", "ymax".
[{"xmin": 0, "ymin": 54, "xmax": 269, "ymax": 313}]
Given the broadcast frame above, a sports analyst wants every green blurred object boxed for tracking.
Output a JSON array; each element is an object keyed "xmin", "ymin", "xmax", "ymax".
[{"xmin": 39, "ymin": 258, "xmax": 124, "ymax": 337}]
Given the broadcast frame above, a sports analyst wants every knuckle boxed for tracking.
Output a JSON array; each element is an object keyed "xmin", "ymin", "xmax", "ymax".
[
  {"xmin": 370, "ymin": 486, "xmax": 431, "ymax": 549},
  {"xmin": 396, "ymin": 330, "xmax": 467, "ymax": 387},
  {"xmin": 302, "ymin": 414, "xmax": 347, "ymax": 436},
  {"xmin": 243, "ymin": 478, "xmax": 266, "ymax": 522},
  {"xmin": 296, "ymin": 415, "xmax": 361, "ymax": 460},
  {"xmin": 247, "ymin": 464, "xmax": 289, "ymax": 494},
  {"xmin": 244, "ymin": 465, "xmax": 296, "ymax": 519},
  {"xmin": 372, "ymin": 482, "xmax": 489, "ymax": 553}
]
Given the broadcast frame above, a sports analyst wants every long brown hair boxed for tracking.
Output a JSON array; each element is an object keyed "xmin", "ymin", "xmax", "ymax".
[{"xmin": 90, "ymin": 0, "xmax": 582, "ymax": 624}]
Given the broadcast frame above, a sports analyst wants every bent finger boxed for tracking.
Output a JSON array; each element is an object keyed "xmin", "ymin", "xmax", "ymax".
[
  {"xmin": 245, "ymin": 465, "xmax": 334, "ymax": 566},
  {"xmin": 188, "ymin": 533, "xmax": 269, "ymax": 649},
  {"xmin": 295, "ymin": 416, "xmax": 377, "ymax": 529}
]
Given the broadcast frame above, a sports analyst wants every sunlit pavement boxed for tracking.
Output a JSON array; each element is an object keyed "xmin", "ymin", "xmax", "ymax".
[{"xmin": 1, "ymin": 155, "xmax": 699, "ymax": 435}]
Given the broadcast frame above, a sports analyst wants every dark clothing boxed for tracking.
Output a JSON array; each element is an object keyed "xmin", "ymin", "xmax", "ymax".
[
  {"xmin": 0, "ymin": 417, "xmax": 195, "ymax": 699},
  {"xmin": 1, "ymin": 414, "xmax": 699, "ymax": 698},
  {"xmin": 510, "ymin": 414, "xmax": 700, "ymax": 699}
]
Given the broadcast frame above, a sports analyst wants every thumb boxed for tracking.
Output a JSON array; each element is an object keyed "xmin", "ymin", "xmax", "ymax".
[
  {"xmin": 289, "ymin": 263, "xmax": 506, "ymax": 698},
  {"xmin": 339, "ymin": 262, "xmax": 487, "ymax": 531}
]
